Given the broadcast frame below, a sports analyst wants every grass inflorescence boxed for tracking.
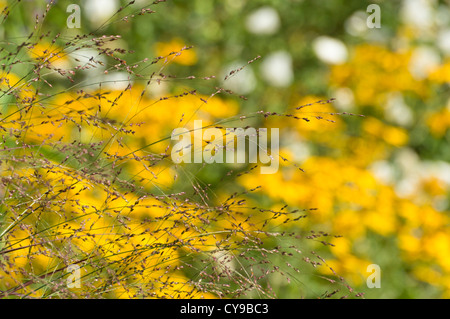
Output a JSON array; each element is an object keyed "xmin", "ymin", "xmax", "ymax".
[{"xmin": 0, "ymin": 0, "xmax": 361, "ymax": 299}]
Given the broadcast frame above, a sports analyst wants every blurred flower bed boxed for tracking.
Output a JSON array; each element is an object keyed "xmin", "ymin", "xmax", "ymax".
[{"xmin": 1, "ymin": 0, "xmax": 449, "ymax": 298}]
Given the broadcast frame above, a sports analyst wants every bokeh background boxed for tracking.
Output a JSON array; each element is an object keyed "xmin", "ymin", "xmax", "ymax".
[{"xmin": 1, "ymin": 0, "xmax": 450, "ymax": 298}]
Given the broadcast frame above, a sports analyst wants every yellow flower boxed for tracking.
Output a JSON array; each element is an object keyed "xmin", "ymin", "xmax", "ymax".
[
  {"xmin": 0, "ymin": 71, "xmax": 34, "ymax": 102},
  {"xmin": 111, "ymin": 285, "xmax": 139, "ymax": 299},
  {"xmin": 427, "ymin": 108, "xmax": 450, "ymax": 137},
  {"xmin": 364, "ymin": 209, "xmax": 397, "ymax": 236},
  {"xmin": 155, "ymin": 38, "xmax": 198, "ymax": 66},
  {"xmin": 329, "ymin": 236, "xmax": 352, "ymax": 257},
  {"xmin": 420, "ymin": 206, "xmax": 447, "ymax": 231},
  {"xmin": 412, "ymin": 265, "xmax": 442, "ymax": 286},
  {"xmin": 332, "ymin": 209, "xmax": 366, "ymax": 239},
  {"xmin": 423, "ymin": 231, "xmax": 450, "ymax": 272},
  {"xmin": 420, "ymin": 178, "xmax": 447, "ymax": 197},
  {"xmin": 397, "ymin": 200, "xmax": 421, "ymax": 227},
  {"xmin": 322, "ymin": 255, "xmax": 373, "ymax": 287},
  {"xmin": 363, "ymin": 117, "xmax": 408, "ymax": 146},
  {"xmin": 128, "ymin": 163, "xmax": 177, "ymax": 192},
  {"xmin": 429, "ymin": 61, "xmax": 450, "ymax": 84},
  {"xmin": 382, "ymin": 126, "xmax": 409, "ymax": 146},
  {"xmin": 27, "ymin": 41, "xmax": 70, "ymax": 69},
  {"xmin": 0, "ymin": 72, "xmax": 21, "ymax": 90},
  {"xmin": 398, "ymin": 229, "xmax": 422, "ymax": 257}
]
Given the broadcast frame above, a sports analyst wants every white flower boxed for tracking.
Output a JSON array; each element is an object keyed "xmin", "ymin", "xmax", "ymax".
[
  {"xmin": 68, "ymin": 48, "xmax": 106, "ymax": 75},
  {"xmin": 222, "ymin": 62, "xmax": 256, "ymax": 95},
  {"xmin": 260, "ymin": 51, "xmax": 293, "ymax": 87},
  {"xmin": 100, "ymin": 72, "xmax": 131, "ymax": 90},
  {"xmin": 312, "ymin": 36, "xmax": 348, "ymax": 65},
  {"xmin": 400, "ymin": 0, "xmax": 434, "ymax": 29},
  {"xmin": 408, "ymin": 46, "xmax": 441, "ymax": 80},
  {"xmin": 332, "ymin": 87, "xmax": 355, "ymax": 111},
  {"xmin": 384, "ymin": 92, "xmax": 414, "ymax": 127},
  {"xmin": 370, "ymin": 161, "xmax": 395, "ymax": 185},
  {"xmin": 421, "ymin": 161, "xmax": 450, "ymax": 186},
  {"xmin": 344, "ymin": 11, "xmax": 368, "ymax": 37},
  {"xmin": 245, "ymin": 7, "xmax": 280, "ymax": 35},
  {"xmin": 437, "ymin": 29, "xmax": 450, "ymax": 55},
  {"xmin": 394, "ymin": 148, "xmax": 421, "ymax": 197},
  {"xmin": 84, "ymin": 0, "xmax": 119, "ymax": 27}
]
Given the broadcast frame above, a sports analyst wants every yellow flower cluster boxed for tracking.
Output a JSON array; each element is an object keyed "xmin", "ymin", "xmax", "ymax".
[
  {"xmin": 362, "ymin": 117, "xmax": 409, "ymax": 147},
  {"xmin": 0, "ymin": 74, "xmax": 243, "ymax": 297},
  {"xmin": 3, "ymin": 35, "xmax": 449, "ymax": 298},
  {"xmin": 236, "ymin": 89, "xmax": 449, "ymax": 295},
  {"xmin": 239, "ymin": 150, "xmax": 450, "ymax": 294},
  {"xmin": 330, "ymin": 44, "xmax": 428, "ymax": 106}
]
